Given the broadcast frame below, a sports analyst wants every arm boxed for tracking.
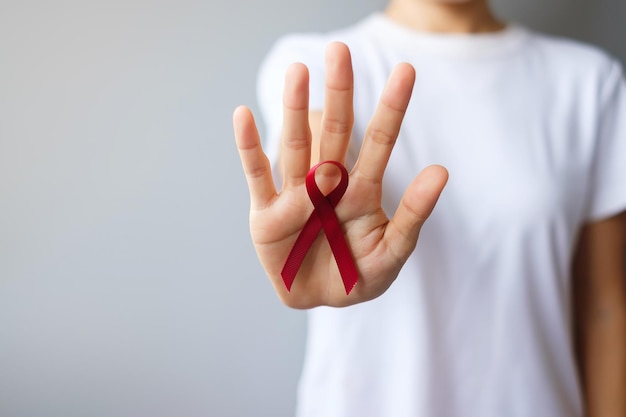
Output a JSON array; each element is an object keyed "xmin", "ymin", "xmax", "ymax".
[{"xmin": 573, "ymin": 211, "xmax": 626, "ymax": 417}]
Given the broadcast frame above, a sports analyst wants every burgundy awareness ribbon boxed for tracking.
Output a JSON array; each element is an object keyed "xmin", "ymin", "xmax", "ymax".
[{"xmin": 281, "ymin": 160, "xmax": 358, "ymax": 295}]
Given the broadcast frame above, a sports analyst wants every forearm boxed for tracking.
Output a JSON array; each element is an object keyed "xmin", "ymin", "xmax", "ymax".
[
  {"xmin": 573, "ymin": 212, "xmax": 626, "ymax": 417},
  {"xmin": 577, "ymin": 288, "xmax": 626, "ymax": 417}
]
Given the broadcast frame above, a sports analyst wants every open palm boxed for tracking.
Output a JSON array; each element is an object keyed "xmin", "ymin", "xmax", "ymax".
[{"xmin": 234, "ymin": 42, "xmax": 448, "ymax": 308}]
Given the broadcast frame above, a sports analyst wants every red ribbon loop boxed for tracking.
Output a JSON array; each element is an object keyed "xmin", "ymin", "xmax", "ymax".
[{"xmin": 281, "ymin": 161, "xmax": 358, "ymax": 295}]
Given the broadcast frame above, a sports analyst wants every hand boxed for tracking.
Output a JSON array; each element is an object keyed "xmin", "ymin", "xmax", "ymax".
[{"xmin": 233, "ymin": 42, "xmax": 448, "ymax": 308}]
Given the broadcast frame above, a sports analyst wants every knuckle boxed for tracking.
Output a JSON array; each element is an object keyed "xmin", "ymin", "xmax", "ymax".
[
  {"xmin": 366, "ymin": 126, "xmax": 397, "ymax": 146},
  {"xmin": 246, "ymin": 164, "xmax": 268, "ymax": 179},
  {"xmin": 284, "ymin": 134, "xmax": 310, "ymax": 151},
  {"xmin": 400, "ymin": 197, "xmax": 427, "ymax": 224},
  {"xmin": 322, "ymin": 116, "xmax": 353, "ymax": 135}
]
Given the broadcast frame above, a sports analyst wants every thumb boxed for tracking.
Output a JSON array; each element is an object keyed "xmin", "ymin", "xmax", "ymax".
[{"xmin": 385, "ymin": 164, "xmax": 448, "ymax": 260}]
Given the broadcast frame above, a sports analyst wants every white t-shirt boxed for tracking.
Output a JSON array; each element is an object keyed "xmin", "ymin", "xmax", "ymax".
[{"xmin": 257, "ymin": 13, "xmax": 626, "ymax": 417}]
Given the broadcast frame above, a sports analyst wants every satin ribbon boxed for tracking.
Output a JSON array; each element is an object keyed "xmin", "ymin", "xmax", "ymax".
[{"xmin": 281, "ymin": 160, "xmax": 358, "ymax": 295}]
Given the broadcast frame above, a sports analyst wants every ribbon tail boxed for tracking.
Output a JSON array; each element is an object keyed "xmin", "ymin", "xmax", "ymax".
[
  {"xmin": 280, "ymin": 213, "xmax": 322, "ymax": 292},
  {"xmin": 323, "ymin": 222, "xmax": 358, "ymax": 294},
  {"xmin": 316, "ymin": 203, "xmax": 358, "ymax": 295}
]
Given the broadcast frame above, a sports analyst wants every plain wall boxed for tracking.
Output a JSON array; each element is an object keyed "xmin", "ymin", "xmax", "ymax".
[{"xmin": 0, "ymin": 1, "xmax": 624, "ymax": 416}]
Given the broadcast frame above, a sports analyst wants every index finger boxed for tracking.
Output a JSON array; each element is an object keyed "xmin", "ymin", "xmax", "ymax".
[{"xmin": 352, "ymin": 63, "xmax": 415, "ymax": 184}]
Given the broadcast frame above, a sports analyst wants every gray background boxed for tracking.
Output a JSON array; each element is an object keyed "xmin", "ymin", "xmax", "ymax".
[{"xmin": 0, "ymin": 1, "xmax": 624, "ymax": 416}]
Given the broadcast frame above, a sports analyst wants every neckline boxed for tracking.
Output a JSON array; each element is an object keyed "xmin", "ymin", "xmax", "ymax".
[{"xmin": 365, "ymin": 12, "xmax": 529, "ymax": 59}]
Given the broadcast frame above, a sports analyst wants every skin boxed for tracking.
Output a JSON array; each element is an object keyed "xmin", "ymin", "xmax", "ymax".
[
  {"xmin": 385, "ymin": 0, "xmax": 505, "ymax": 33},
  {"xmin": 234, "ymin": 0, "xmax": 626, "ymax": 414},
  {"xmin": 573, "ymin": 213, "xmax": 626, "ymax": 417}
]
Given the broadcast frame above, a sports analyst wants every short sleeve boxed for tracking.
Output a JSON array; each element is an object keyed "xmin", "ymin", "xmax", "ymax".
[
  {"xmin": 587, "ymin": 58, "xmax": 626, "ymax": 221},
  {"xmin": 256, "ymin": 34, "xmax": 327, "ymax": 168}
]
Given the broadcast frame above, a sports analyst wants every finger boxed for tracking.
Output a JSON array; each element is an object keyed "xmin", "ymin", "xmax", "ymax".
[
  {"xmin": 352, "ymin": 63, "xmax": 415, "ymax": 184},
  {"xmin": 233, "ymin": 105, "xmax": 277, "ymax": 209},
  {"xmin": 319, "ymin": 42, "xmax": 354, "ymax": 164},
  {"xmin": 385, "ymin": 165, "xmax": 448, "ymax": 260},
  {"xmin": 281, "ymin": 63, "xmax": 312, "ymax": 188}
]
